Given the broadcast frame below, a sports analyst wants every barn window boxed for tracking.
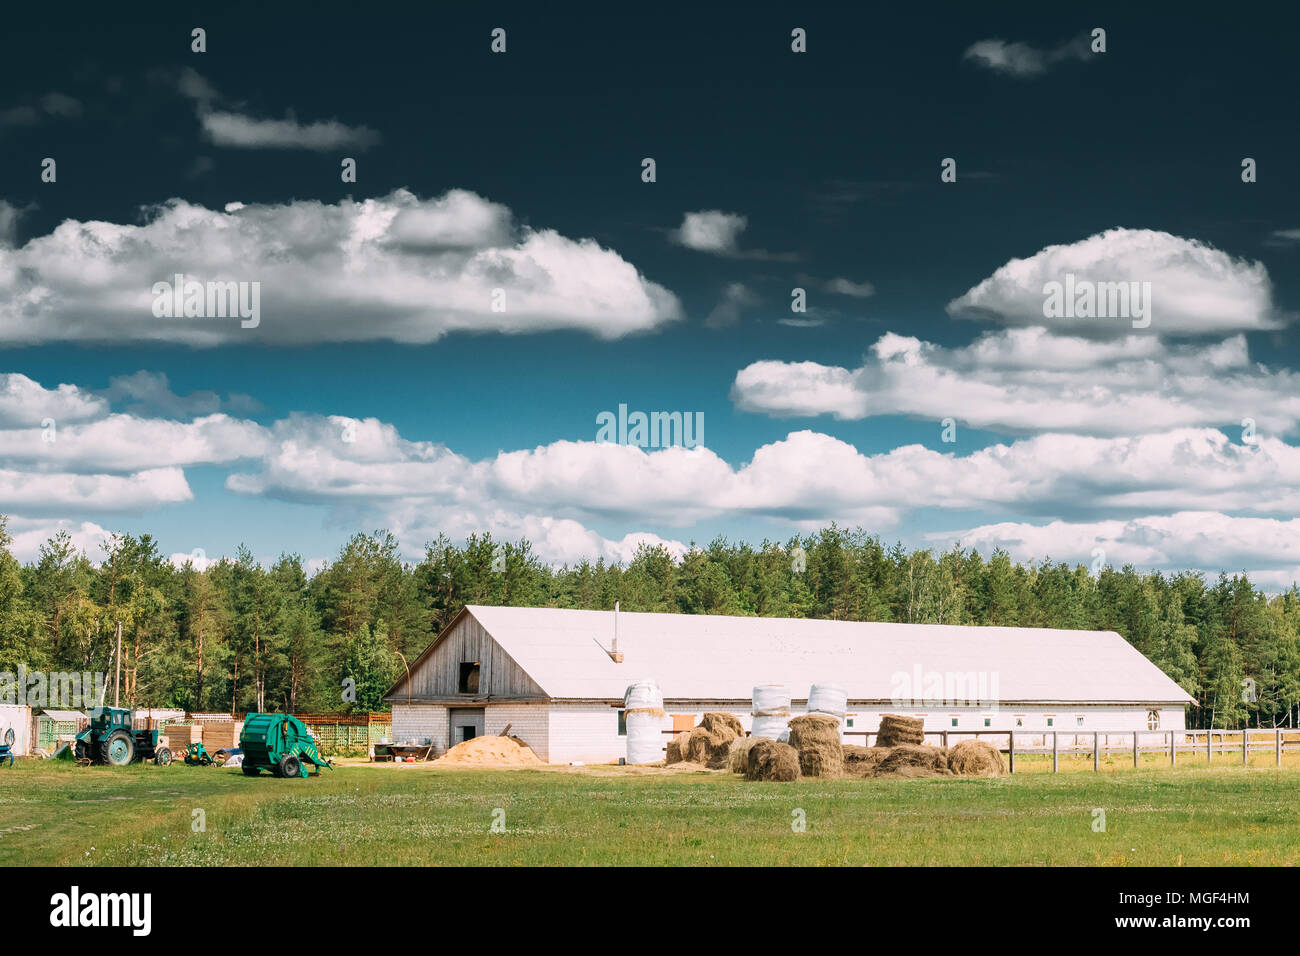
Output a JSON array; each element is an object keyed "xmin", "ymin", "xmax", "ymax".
[
  {"xmin": 1147, "ymin": 710, "xmax": 1160, "ymax": 730},
  {"xmin": 845, "ymin": 717, "xmax": 854, "ymax": 728},
  {"xmin": 458, "ymin": 662, "xmax": 480, "ymax": 694},
  {"xmin": 950, "ymin": 717, "xmax": 959, "ymax": 727},
  {"xmin": 1046, "ymin": 717, "xmax": 1054, "ymax": 727},
  {"xmin": 983, "ymin": 717, "xmax": 991, "ymax": 728},
  {"xmin": 617, "ymin": 710, "xmax": 627, "ymax": 736},
  {"xmin": 1076, "ymin": 716, "xmax": 1084, "ymax": 727}
]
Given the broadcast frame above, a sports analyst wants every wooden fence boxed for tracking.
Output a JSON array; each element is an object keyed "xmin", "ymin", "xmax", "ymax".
[{"xmin": 844, "ymin": 728, "xmax": 1299, "ymax": 773}]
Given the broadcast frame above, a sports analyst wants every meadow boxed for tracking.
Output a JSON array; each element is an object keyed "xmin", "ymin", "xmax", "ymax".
[{"xmin": 3, "ymin": 757, "xmax": 1299, "ymax": 866}]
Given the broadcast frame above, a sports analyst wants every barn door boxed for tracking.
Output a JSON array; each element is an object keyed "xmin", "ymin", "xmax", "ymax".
[{"xmin": 448, "ymin": 708, "xmax": 485, "ymax": 748}]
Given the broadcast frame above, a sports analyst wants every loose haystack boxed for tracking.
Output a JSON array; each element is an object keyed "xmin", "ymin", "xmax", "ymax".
[
  {"xmin": 872, "ymin": 743, "xmax": 951, "ymax": 778},
  {"xmin": 700, "ymin": 712, "xmax": 744, "ymax": 737},
  {"xmin": 744, "ymin": 738, "xmax": 801, "ymax": 782},
  {"xmin": 728, "ymin": 736, "xmax": 762, "ymax": 773},
  {"xmin": 686, "ymin": 712, "xmax": 743, "ymax": 769},
  {"xmin": 433, "ymin": 735, "xmax": 543, "ymax": 767},
  {"xmin": 947, "ymin": 739, "xmax": 1004, "ymax": 776},
  {"xmin": 875, "ymin": 714, "xmax": 925, "ymax": 747},
  {"xmin": 787, "ymin": 714, "xmax": 843, "ymax": 777},
  {"xmin": 841, "ymin": 743, "xmax": 889, "ymax": 777},
  {"xmin": 664, "ymin": 731, "xmax": 691, "ymax": 765}
]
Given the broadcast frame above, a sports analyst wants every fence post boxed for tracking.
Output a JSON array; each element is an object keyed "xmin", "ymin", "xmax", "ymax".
[
  {"xmin": 1170, "ymin": 730, "xmax": 1175, "ymax": 766},
  {"xmin": 1009, "ymin": 730, "xmax": 1015, "ymax": 774},
  {"xmin": 1243, "ymin": 729, "xmax": 1249, "ymax": 766},
  {"xmin": 1277, "ymin": 729, "xmax": 1283, "ymax": 767},
  {"xmin": 1052, "ymin": 731, "xmax": 1058, "ymax": 773},
  {"xmin": 1094, "ymin": 731, "xmax": 1100, "ymax": 771},
  {"xmin": 1207, "ymin": 730, "xmax": 1212, "ymax": 764},
  {"xmin": 1133, "ymin": 731, "xmax": 1139, "ymax": 768}
]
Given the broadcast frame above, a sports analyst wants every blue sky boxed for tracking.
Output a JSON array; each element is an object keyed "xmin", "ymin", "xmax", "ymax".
[{"xmin": 2, "ymin": 2, "xmax": 1299, "ymax": 585}]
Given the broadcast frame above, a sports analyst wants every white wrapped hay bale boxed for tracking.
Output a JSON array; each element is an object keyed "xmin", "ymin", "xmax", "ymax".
[
  {"xmin": 624, "ymin": 678, "xmax": 666, "ymax": 764},
  {"xmin": 751, "ymin": 683, "xmax": 791, "ymax": 740},
  {"xmin": 807, "ymin": 683, "xmax": 847, "ymax": 719},
  {"xmin": 807, "ymin": 683, "xmax": 848, "ymax": 741}
]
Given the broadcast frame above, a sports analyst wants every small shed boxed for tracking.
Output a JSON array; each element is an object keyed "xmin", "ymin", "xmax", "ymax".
[
  {"xmin": 0, "ymin": 704, "xmax": 32, "ymax": 756},
  {"xmin": 35, "ymin": 709, "xmax": 88, "ymax": 753}
]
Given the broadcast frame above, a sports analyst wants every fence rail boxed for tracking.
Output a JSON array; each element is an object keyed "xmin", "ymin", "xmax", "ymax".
[{"xmin": 840, "ymin": 728, "xmax": 1295, "ymax": 773}]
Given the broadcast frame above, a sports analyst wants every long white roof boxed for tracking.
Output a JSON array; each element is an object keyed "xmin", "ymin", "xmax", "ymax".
[{"xmin": 464, "ymin": 605, "xmax": 1194, "ymax": 704}]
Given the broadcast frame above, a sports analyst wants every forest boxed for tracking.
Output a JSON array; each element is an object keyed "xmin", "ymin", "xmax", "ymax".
[{"xmin": 1, "ymin": 516, "xmax": 1296, "ymax": 729}]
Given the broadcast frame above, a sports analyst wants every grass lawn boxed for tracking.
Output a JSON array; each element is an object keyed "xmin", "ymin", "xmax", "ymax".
[{"xmin": 3, "ymin": 757, "xmax": 1299, "ymax": 866}]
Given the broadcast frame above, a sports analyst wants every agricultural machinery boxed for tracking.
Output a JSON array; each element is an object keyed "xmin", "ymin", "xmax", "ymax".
[
  {"xmin": 183, "ymin": 742, "xmax": 214, "ymax": 766},
  {"xmin": 73, "ymin": 707, "xmax": 172, "ymax": 766},
  {"xmin": 238, "ymin": 712, "xmax": 332, "ymax": 778},
  {"xmin": 0, "ymin": 727, "xmax": 14, "ymax": 767}
]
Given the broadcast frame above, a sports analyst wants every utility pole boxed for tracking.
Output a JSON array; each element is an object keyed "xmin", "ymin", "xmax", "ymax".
[{"xmin": 114, "ymin": 621, "xmax": 122, "ymax": 708}]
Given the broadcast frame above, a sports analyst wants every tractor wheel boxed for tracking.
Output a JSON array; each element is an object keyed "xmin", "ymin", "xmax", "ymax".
[
  {"xmin": 154, "ymin": 747, "xmax": 173, "ymax": 766},
  {"xmin": 278, "ymin": 754, "xmax": 302, "ymax": 779},
  {"xmin": 100, "ymin": 730, "xmax": 135, "ymax": 767},
  {"xmin": 74, "ymin": 739, "xmax": 89, "ymax": 763},
  {"xmin": 242, "ymin": 765, "xmax": 260, "ymax": 776}
]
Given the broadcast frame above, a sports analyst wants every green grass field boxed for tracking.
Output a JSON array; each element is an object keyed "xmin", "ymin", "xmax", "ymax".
[{"xmin": 3, "ymin": 758, "xmax": 1299, "ymax": 866}]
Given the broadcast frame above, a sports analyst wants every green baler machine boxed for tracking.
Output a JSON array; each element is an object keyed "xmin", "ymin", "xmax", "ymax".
[{"xmin": 239, "ymin": 713, "xmax": 332, "ymax": 778}]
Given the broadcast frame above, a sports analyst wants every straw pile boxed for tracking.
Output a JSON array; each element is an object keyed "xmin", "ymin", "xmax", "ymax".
[
  {"xmin": 787, "ymin": 714, "xmax": 842, "ymax": 777},
  {"xmin": 842, "ymin": 743, "xmax": 889, "ymax": 777},
  {"xmin": 872, "ymin": 744, "xmax": 951, "ymax": 778},
  {"xmin": 947, "ymin": 739, "xmax": 1005, "ymax": 776},
  {"xmin": 685, "ymin": 712, "xmax": 744, "ymax": 769},
  {"xmin": 744, "ymin": 739, "xmax": 801, "ymax": 782},
  {"xmin": 876, "ymin": 714, "xmax": 925, "ymax": 747},
  {"xmin": 664, "ymin": 731, "xmax": 691, "ymax": 765},
  {"xmin": 728, "ymin": 736, "xmax": 763, "ymax": 773}
]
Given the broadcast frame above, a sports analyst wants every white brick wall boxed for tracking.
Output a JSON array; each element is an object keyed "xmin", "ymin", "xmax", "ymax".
[
  {"xmin": 391, "ymin": 704, "xmax": 448, "ymax": 755},
  {"xmin": 547, "ymin": 702, "xmax": 630, "ymax": 764},
  {"xmin": 485, "ymin": 703, "xmax": 550, "ymax": 762}
]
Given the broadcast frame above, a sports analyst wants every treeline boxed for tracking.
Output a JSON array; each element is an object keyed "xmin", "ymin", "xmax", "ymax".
[{"xmin": 1, "ymin": 518, "xmax": 1297, "ymax": 729}]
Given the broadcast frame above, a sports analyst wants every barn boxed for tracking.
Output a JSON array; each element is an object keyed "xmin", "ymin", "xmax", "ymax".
[{"xmin": 384, "ymin": 605, "xmax": 1195, "ymax": 764}]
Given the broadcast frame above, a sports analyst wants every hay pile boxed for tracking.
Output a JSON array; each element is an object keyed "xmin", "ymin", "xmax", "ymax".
[
  {"xmin": 664, "ymin": 731, "xmax": 691, "ymax": 765},
  {"xmin": 876, "ymin": 714, "xmax": 925, "ymax": 747},
  {"xmin": 872, "ymin": 744, "xmax": 951, "ymax": 778},
  {"xmin": 728, "ymin": 736, "xmax": 763, "ymax": 773},
  {"xmin": 842, "ymin": 743, "xmax": 889, "ymax": 777},
  {"xmin": 685, "ymin": 712, "xmax": 744, "ymax": 769},
  {"xmin": 744, "ymin": 739, "xmax": 801, "ymax": 781},
  {"xmin": 787, "ymin": 714, "xmax": 842, "ymax": 777},
  {"xmin": 433, "ymin": 735, "xmax": 543, "ymax": 767},
  {"xmin": 947, "ymin": 739, "xmax": 1004, "ymax": 776}
]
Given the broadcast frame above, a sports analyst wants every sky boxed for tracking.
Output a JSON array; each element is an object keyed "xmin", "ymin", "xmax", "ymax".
[{"xmin": 2, "ymin": 2, "xmax": 1299, "ymax": 586}]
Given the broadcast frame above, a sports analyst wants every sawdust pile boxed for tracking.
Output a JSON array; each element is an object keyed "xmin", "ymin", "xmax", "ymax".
[
  {"xmin": 787, "ymin": 714, "xmax": 842, "ymax": 777},
  {"xmin": 433, "ymin": 735, "xmax": 543, "ymax": 767},
  {"xmin": 744, "ymin": 739, "xmax": 801, "ymax": 782},
  {"xmin": 876, "ymin": 714, "xmax": 925, "ymax": 747},
  {"xmin": 947, "ymin": 739, "xmax": 1005, "ymax": 776}
]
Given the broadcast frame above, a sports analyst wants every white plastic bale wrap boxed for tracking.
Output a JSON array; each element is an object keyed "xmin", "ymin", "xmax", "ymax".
[
  {"xmin": 623, "ymin": 678, "xmax": 665, "ymax": 765},
  {"xmin": 751, "ymin": 715, "xmax": 791, "ymax": 740},
  {"xmin": 751, "ymin": 684, "xmax": 792, "ymax": 740},
  {"xmin": 807, "ymin": 683, "xmax": 847, "ymax": 719}
]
